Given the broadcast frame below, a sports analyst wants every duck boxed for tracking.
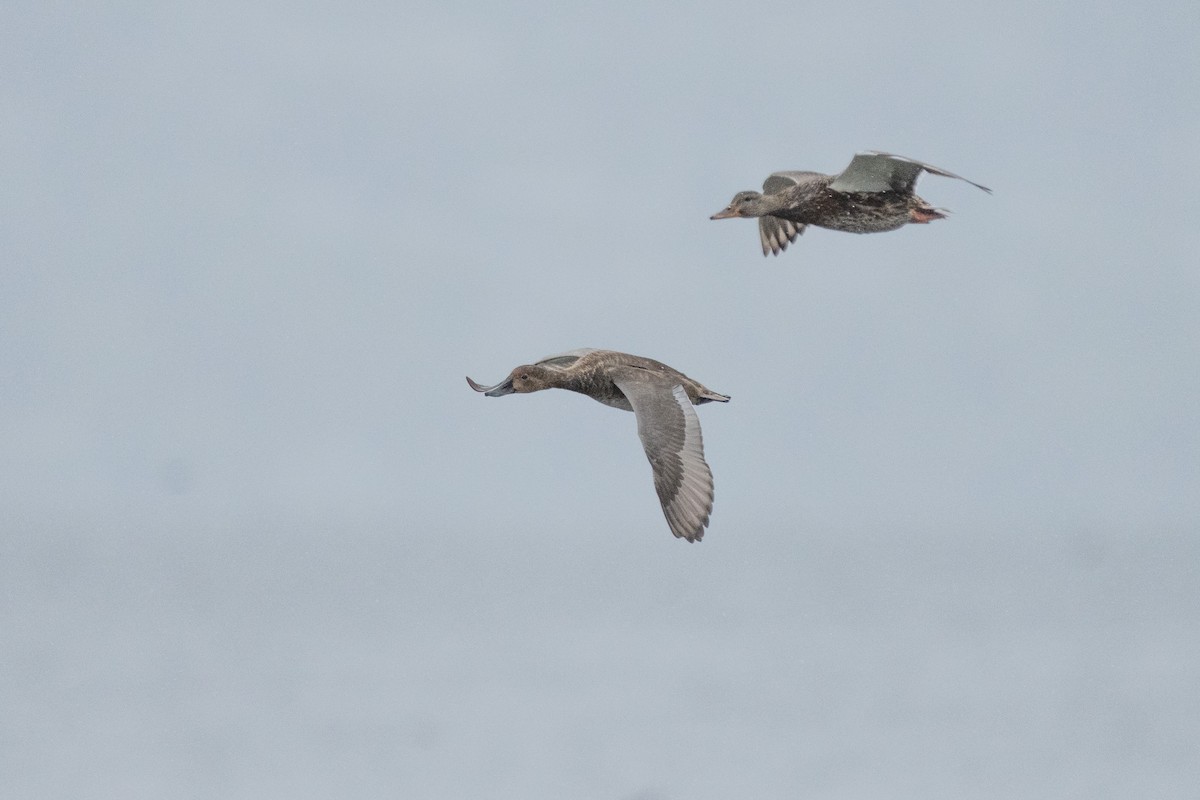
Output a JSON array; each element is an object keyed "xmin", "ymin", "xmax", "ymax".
[
  {"xmin": 467, "ymin": 348, "xmax": 729, "ymax": 542},
  {"xmin": 711, "ymin": 151, "xmax": 991, "ymax": 256}
]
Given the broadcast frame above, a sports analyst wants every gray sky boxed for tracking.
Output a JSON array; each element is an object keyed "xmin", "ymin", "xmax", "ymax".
[{"xmin": 3, "ymin": 2, "xmax": 1198, "ymax": 798}]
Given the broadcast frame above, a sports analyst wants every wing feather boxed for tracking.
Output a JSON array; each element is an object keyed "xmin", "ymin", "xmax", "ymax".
[
  {"xmin": 830, "ymin": 151, "xmax": 991, "ymax": 194},
  {"xmin": 763, "ymin": 171, "xmax": 821, "ymax": 195},
  {"xmin": 535, "ymin": 348, "xmax": 599, "ymax": 369},
  {"xmin": 758, "ymin": 216, "xmax": 806, "ymax": 257},
  {"xmin": 612, "ymin": 376, "xmax": 714, "ymax": 542}
]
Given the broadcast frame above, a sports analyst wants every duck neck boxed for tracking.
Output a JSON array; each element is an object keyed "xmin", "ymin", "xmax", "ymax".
[{"xmin": 751, "ymin": 192, "xmax": 793, "ymax": 217}]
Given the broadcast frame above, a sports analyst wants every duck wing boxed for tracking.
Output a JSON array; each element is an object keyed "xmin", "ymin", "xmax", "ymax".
[
  {"xmin": 762, "ymin": 171, "xmax": 822, "ymax": 195},
  {"xmin": 535, "ymin": 348, "xmax": 600, "ymax": 369},
  {"xmin": 758, "ymin": 216, "xmax": 805, "ymax": 257},
  {"xmin": 829, "ymin": 151, "xmax": 991, "ymax": 194},
  {"xmin": 754, "ymin": 172, "xmax": 818, "ymax": 256},
  {"xmin": 612, "ymin": 372, "xmax": 714, "ymax": 542}
]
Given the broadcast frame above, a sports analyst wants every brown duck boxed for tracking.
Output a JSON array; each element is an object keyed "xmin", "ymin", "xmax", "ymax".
[
  {"xmin": 467, "ymin": 348, "xmax": 729, "ymax": 542},
  {"xmin": 711, "ymin": 151, "xmax": 991, "ymax": 256}
]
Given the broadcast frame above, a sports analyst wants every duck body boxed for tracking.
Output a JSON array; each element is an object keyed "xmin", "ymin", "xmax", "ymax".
[
  {"xmin": 762, "ymin": 175, "xmax": 935, "ymax": 234},
  {"xmin": 711, "ymin": 151, "xmax": 991, "ymax": 256},
  {"xmin": 478, "ymin": 349, "xmax": 728, "ymax": 411},
  {"xmin": 467, "ymin": 348, "xmax": 728, "ymax": 542}
]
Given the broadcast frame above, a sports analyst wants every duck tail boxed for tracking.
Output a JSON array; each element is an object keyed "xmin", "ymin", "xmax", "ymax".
[{"xmin": 909, "ymin": 205, "xmax": 949, "ymax": 224}]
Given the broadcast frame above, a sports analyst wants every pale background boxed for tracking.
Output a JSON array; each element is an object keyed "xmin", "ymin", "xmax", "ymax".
[{"xmin": 2, "ymin": 2, "xmax": 1198, "ymax": 798}]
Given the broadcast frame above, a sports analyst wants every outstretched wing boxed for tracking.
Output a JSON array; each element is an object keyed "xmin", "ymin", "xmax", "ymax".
[
  {"xmin": 758, "ymin": 216, "xmax": 806, "ymax": 257},
  {"xmin": 830, "ymin": 151, "xmax": 991, "ymax": 194},
  {"xmin": 763, "ymin": 171, "xmax": 821, "ymax": 195},
  {"xmin": 611, "ymin": 374, "xmax": 714, "ymax": 542},
  {"xmin": 535, "ymin": 348, "xmax": 599, "ymax": 369}
]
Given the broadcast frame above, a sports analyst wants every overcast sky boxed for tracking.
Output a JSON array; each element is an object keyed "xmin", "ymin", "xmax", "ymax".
[{"xmin": 2, "ymin": 2, "xmax": 1198, "ymax": 798}]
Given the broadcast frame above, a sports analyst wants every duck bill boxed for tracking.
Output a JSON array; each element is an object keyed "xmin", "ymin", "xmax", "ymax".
[
  {"xmin": 709, "ymin": 207, "xmax": 739, "ymax": 220},
  {"xmin": 466, "ymin": 375, "xmax": 515, "ymax": 396}
]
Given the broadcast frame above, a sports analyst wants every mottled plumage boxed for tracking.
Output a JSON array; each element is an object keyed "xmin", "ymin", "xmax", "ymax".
[
  {"xmin": 467, "ymin": 348, "xmax": 728, "ymax": 542},
  {"xmin": 711, "ymin": 151, "xmax": 991, "ymax": 256}
]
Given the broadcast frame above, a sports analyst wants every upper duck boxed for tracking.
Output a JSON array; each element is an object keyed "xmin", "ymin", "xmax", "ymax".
[
  {"xmin": 711, "ymin": 151, "xmax": 991, "ymax": 256},
  {"xmin": 467, "ymin": 348, "xmax": 729, "ymax": 542}
]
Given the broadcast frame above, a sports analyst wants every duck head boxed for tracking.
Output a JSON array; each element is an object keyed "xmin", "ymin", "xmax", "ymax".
[
  {"xmin": 466, "ymin": 365, "xmax": 554, "ymax": 397},
  {"xmin": 710, "ymin": 190, "xmax": 765, "ymax": 220}
]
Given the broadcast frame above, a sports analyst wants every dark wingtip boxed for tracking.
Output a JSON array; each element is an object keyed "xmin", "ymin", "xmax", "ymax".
[{"xmin": 963, "ymin": 178, "xmax": 992, "ymax": 194}]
